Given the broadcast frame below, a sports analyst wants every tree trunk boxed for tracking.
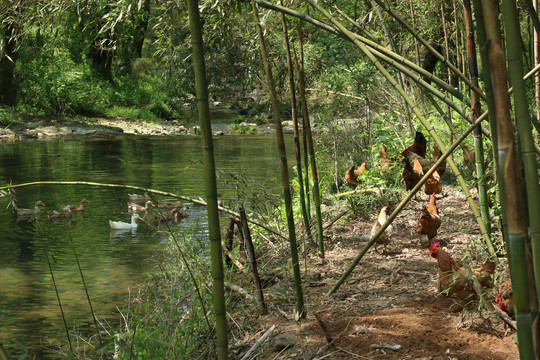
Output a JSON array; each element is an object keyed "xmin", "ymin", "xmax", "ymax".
[{"xmin": 0, "ymin": 22, "xmax": 18, "ymax": 106}]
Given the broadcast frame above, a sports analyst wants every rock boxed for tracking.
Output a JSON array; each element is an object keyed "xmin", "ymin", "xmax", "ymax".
[{"xmin": 271, "ymin": 333, "xmax": 297, "ymax": 351}]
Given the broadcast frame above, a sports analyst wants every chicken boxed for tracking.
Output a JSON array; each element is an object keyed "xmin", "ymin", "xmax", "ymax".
[
  {"xmin": 354, "ymin": 161, "xmax": 367, "ymax": 177},
  {"xmin": 371, "ymin": 205, "xmax": 393, "ymax": 254},
  {"xmin": 401, "ymin": 156, "xmax": 424, "ymax": 191},
  {"xmin": 400, "ymin": 131, "xmax": 427, "ymax": 159},
  {"xmin": 379, "ymin": 145, "xmax": 390, "ymax": 177},
  {"xmin": 431, "ymin": 144, "xmax": 446, "ymax": 177},
  {"xmin": 424, "ymin": 170, "xmax": 442, "ymax": 195},
  {"xmin": 417, "ymin": 193, "xmax": 441, "ymax": 246},
  {"xmin": 495, "ymin": 280, "xmax": 514, "ymax": 317},
  {"xmin": 345, "ymin": 165, "xmax": 359, "ymax": 188},
  {"xmin": 404, "ymin": 150, "xmax": 431, "ymax": 173},
  {"xmin": 429, "ymin": 242, "xmax": 496, "ymax": 301}
]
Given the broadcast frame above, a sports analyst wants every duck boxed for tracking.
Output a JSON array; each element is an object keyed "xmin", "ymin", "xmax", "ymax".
[
  {"xmin": 128, "ymin": 200, "xmax": 155, "ymax": 213},
  {"xmin": 16, "ymin": 201, "xmax": 46, "ymax": 216},
  {"xmin": 48, "ymin": 206, "xmax": 73, "ymax": 220},
  {"xmin": 65, "ymin": 199, "xmax": 91, "ymax": 212},
  {"xmin": 128, "ymin": 192, "xmax": 151, "ymax": 203},
  {"xmin": 110, "ymin": 213, "xmax": 140, "ymax": 230},
  {"xmin": 196, "ymin": 194, "xmax": 225, "ymax": 207},
  {"xmin": 157, "ymin": 200, "xmax": 184, "ymax": 209},
  {"xmin": 152, "ymin": 208, "xmax": 188, "ymax": 224}
]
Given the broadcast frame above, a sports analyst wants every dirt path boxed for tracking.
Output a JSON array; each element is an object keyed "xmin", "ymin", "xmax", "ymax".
[{"xmin": 235, "ymin": 189, "xmax": 518, "ymax": 359}]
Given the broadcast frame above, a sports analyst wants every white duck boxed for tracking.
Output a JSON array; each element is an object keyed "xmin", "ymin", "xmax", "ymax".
[{"xmin": 109, "ymin": 213, "xmax": 140, "ymax": 230}]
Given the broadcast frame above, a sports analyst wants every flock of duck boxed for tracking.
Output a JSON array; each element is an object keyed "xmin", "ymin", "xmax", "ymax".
[{"xmin": 14, "ymin": 192, "xmax": 189, "ymax": 230}]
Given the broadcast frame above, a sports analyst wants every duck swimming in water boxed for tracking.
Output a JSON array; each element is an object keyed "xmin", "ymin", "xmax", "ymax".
[
  {"xmin": 16, "ymin": 201, "xmax": 46, "ymax": 216},
  {"xmin": 110, "ymin": 213, "xmax": 140, "ymax": 230}
]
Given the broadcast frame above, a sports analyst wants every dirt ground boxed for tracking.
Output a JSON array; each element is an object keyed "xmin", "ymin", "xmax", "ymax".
[{"xmin": 232, "ymin": 189, "xmax": 518, "ymax": 359}]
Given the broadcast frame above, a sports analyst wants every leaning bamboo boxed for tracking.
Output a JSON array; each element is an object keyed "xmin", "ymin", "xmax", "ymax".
[
  {"xmin": 296, "ymin": 21, "xmax": 325, "ymax": 257},
  {"xmin": 463, "ymin": 0, "xmax": 491, "ymax": 234},
  {"xmin": 501, "ymin": 0, "xmax": 540, "ymax": 308},
  {"xmin": 186, "ymin": 0, "xmax": 227, "ymax": 357},
  {"xmin": 371, "ymin": 0, "xmax": 485, "ymax": 99},
  {"xmin": 281, "ymin": 7, "xmax": 311, "ymax": 240},
  {"xmin": 481, "ymin": 0, "xmax": 536, "ymax": 357},
  {"xmin": 307, "ymin": 0, "xmax": 496, "ymax": 258},
  {"xmin": 327, "ymin": 109, "xmax": 490, "ymax": 296},
  {"xmin": 251, "ymin": 0, "xmax": 305, "ymax": 318}
]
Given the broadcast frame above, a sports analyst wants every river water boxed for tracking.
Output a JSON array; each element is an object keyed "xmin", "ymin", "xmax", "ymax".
[{"xmin": 0, "ymin": 130, "xmax": 294, "ymax": 358}]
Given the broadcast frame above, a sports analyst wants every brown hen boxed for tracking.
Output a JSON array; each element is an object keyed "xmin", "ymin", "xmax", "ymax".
[
  {"xmin": 424, "ymin": 170, "xmax": 442, "ymax": 195},
  {"xmin": 344, "ymin": 165, "xmax": 359, "ymax": 188},
  {"xmin": 401, "ymin": 157, "xmax": 424, "ymax": 192},
  {"xmin": 400, "ymin": 131, "xmax": 427, "ymax": 159},
  {"xmin": 417, "ymin": 193, "xmax": 441, "ymax": 246},
  {"xmin": 429, "ymin": 242, "xmax": 496, "ymax": 301},
  {"xmin": 380, "ymin": 145, "xmax": 390, "ymax": 177}
]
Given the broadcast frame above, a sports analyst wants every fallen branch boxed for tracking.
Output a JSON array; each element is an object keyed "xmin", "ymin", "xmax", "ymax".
[
  {"xmin": 224, "ymin": 281, "xmax": 255, "ymax": 301},
  {"xmin": 331, "ymin": 188, "xmax": 382, "ymax": 198},
  {"xmin": 239, "ymin": 324, "xmax": 277, "ymax": 360}
]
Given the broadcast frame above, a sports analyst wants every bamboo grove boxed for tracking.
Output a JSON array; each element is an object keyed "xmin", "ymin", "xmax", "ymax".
[
  {"xmin": 1, "ymin": 0, "xmax": 539, "ymax": 358},
  {"xmin": 194, "ymin": 0, "xmax": 539, "ymax": 357}
]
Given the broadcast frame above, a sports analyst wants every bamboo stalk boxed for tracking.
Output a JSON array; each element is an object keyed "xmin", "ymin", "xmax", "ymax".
[
  {"xmin": 307, "ymin": 0, "xmax": 496, "ymax": 258},
  {"xmin": 501, "ymin": 0, "xmax": 540, "ymax": 333},
  {"xmin": 251, "ymin": 0, "xmax": 305, "ymax": 319},
  {"xmin": 240, "ymin": 208, "xmax": 267, "ymax": 315},
  {"xmin": 186, "ymin": 0, "xmax": 227, "ymax": 357},
  {"xmin": 371, "ymin": 0, "xmax": 485, "ymax": 100},
  {"xmin": 295, "ymin": 21, "xmax": 325, "ymax": 257},
  {"xmin": 463, "ymin": 0, "xmax": 491, "ymax": 234},
  {"xmin": 281, "ymin": 6, "xmax": 311, "ymax": 240},
  {"xmin": 481, "ymin": 0, "xmax": 536, "ymax": 357}
]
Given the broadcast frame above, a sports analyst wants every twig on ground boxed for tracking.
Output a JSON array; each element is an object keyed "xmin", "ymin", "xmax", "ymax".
[{"xmin": 240, "ymin": 324, "xmax": 277, "ymax": 360}]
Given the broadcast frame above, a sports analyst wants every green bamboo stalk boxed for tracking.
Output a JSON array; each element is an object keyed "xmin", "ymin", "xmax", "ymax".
[
  {"xmin": 186, "ymin": 0, "xmax": 227, "ymax": 357},
  {"xmin": 297, "ymin": 21, "xmax": 312, "ymax": 226},
  {"xmin": 501, "ymin": 0, "xmax": 540, "ymax": 314},
  {"xmin": 256, "ymin": 0, "xmax": 469, "ymax": 107},
  {"xmin": 281, "ymin": 7, "xmax": 311, "ymax": 240},
  {"xmin": 251, "ymin": 0, "xmax": 305, "ymax": 318},
  {"xmin": 441, "ymin": 2, "xmax": 455, "ymax": 156},
  {"xmin": 471, "ymin": 0, "xmax": 505, "ymax": 246},
  {"xmin": 295, "ymin": 21, "xmax": 325, "ymax": 257},
  {"xmin": 371, "ymin": 0, "xmax": 485, "ymax": 100},
  {"xmin": 307, "ymin": 0, "xmax": 496, "ymax": 258},
  {"xmin": 481, "ymin": 0, "xmax": 536, "ymax": 357},
  {"xmin": 327, "ymin": 109, "xmax": 490, "ymax": 296},
  {"xmin": 463, "ymin": 0, "xmax": 491, "ymax": 235}
]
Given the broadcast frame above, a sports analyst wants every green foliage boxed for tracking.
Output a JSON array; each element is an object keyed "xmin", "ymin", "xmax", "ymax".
[
  {"xmin": 16, "ymin": 45, "xmax": 111, "ymax": 116},
  {"xmin": 227, "ymin": 123, "xmax": 258, "ymax": 134},
  {"xmin": 0, "ymin": 107, "xmax": 23, "ymax": 125},
  {"xmin": 344, "ymin": 189, "xmax": 402, "ymax": 219}
]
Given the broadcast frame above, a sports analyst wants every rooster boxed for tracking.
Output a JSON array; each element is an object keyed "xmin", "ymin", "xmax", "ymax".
[
  {"xmin": 345, "ymin": 165, "xmax": 359, "ymax": 188},
  {"xmin": 495, "ymin": 280, "xmax": 514, "ymax": 317},
  {"xmin": 371, "ymin": 205, "xmax": 392, "ymax": 254},
  {"xmin": 417, "ymin": 193, "xmax": 441, "ymax": 246},
  {"xmin": 400, "ymin": 131, "xmax": 427, "ymax": 159},
  {"xmin": 401, "ymin": 157, "xmax": 424, "ymax": 192},
  {"xmin": 379, "ymin": 145, "xmax": 390, "ymax": 177},
  {"xmin": 424, "ymin": 170, "xmax": 442, "ymax": 195},
  {"xmin": 429, "ymin": 242, "xmax": 496, "ymax": 301}
]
